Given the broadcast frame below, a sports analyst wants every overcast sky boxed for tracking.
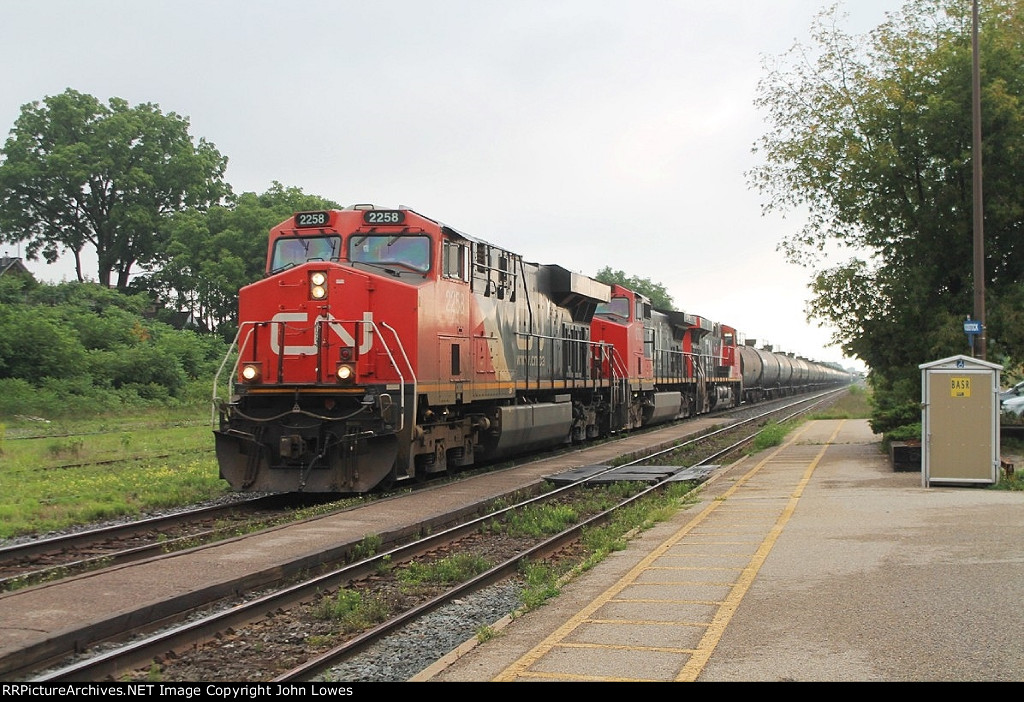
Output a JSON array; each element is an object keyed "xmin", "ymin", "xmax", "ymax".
[{"xmin": 1, "ymin": 1, "xmax": 906, "ymax": 370}]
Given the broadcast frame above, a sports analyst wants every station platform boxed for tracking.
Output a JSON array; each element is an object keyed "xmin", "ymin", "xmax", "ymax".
[{"xmin": 422, "ymin": 419, "xmax": 1024, "ymax": 682}]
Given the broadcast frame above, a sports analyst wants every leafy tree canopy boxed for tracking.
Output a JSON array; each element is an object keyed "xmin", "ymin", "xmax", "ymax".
[
  {"xmin": 0, "ymin": 88, "xmax": 230, "ymax": 290},
  {"xmin": 139, "ymin": 183, "xmax": 342, "ymax": 337},
  {"xmin": 749, "ymin": 0, "xmax": 1024, "ymax": 432},
  {"xmin": 594, "ymin": 267, "xmax": 675, "ymax": 310}
]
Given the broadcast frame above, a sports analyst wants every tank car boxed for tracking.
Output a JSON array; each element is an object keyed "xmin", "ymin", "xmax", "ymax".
[
  {"xmin": 212, "ymin": 204, "xmax": 852, "ymax": 494},
  {"xmin": 736, "ymin": 341, "xmax": 849, "ymax": 402}
]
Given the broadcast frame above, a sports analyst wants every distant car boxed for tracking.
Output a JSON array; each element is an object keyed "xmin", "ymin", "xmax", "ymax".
[
  {"xmin": 1000, "ymin": 380, "xmax": 1024, "ymax": 402},
  {"xmin": 1001, "ymin": 393, "xmax": 1024, "ymax": 417}
]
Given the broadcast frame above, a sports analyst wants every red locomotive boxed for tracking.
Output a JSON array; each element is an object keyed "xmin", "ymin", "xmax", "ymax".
[{"xmin": 213, "ymin": 205, "xmax": 850, "ymax": 493}]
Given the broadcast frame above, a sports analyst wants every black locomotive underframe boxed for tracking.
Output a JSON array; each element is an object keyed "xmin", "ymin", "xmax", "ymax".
[{"xmin": 215, "ymin": 387, "xmax": 401, "ymax": 492}]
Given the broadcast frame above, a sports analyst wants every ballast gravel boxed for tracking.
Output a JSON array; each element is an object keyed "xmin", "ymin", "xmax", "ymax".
[{"xmin": 318, "ymin": 580, "xmax": 525, "ymax": 682}]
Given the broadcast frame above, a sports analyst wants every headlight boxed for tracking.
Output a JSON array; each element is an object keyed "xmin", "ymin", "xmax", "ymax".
[
  {"xmin": 310, "ymin": 271, "xmax": 328, "ymax": 299},
  {"xmin": 336, "ymin": 363, "xmax": 355, "ymax": 383},
  {"xmin": 240, "ymin": 363, "xmax": 262, "ymax": 383}
]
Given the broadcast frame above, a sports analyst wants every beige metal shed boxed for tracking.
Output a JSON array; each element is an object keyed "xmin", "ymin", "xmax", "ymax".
[{"xmin": 919, "ymin": 354, "xmax": 1001, "ymax": 487}]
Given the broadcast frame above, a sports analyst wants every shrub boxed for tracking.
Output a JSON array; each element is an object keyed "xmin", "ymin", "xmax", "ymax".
[
  {"xmin": 0, "ymin": 378, "xmax": 43, "ymax": 416},
  {"xmin": 0, "ymin": 306, "xmax": 87, "ymax": 380}
]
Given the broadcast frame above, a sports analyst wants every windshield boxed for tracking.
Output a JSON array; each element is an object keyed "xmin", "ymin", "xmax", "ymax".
[
  {"xmin": 271, "ymin": 236, "xmax": 341, "ymax": 272},
  {"xmin": 349, "ymin": 235, "xmax": 431, "ymax": 273},
  {"xmin": 594, "ymin": 296, "xmax": 630, "ymax": 321}
]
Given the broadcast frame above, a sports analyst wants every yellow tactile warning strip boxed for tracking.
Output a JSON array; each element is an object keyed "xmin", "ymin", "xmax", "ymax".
[{"xmin": 492, "ymin": 420, "xmax": 845, "ymax": 682}]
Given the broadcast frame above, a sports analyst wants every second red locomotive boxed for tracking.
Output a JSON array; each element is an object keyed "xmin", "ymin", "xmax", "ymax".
[{"xmin": 213, "ymin": 205, "xmax": 849, "ymax": 493}]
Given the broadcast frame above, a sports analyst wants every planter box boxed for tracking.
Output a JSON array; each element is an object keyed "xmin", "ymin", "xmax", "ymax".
[{"xmin": 890, "ymin": 441, "xmax": 922, "ymax": 472}]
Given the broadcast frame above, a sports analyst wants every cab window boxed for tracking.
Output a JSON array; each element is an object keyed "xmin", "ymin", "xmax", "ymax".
[
  {"xmin": 349, "ymin": 235, "xmax": 431, "ymax": 273},
  {"xmin": 443, "ymin": 240, "xmax": 469, "ymax": 281},
  {"xmin": 271, "ymin": 235, "xmax": 342, "ymax": 272},
  {"xmin": 595, "ymin": 296, "xmax": 630, "ymax": 321}
]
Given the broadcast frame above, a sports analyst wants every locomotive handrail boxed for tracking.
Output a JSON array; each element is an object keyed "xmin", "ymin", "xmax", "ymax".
[
  {"xmin": 212, "ymin": 319, "xmax": 289, "ymax": 416},
  {"xmin": 653, "ymin": 347, "xmax": 686, "ymax": 383},
  {"xmin": 684, "ymin": 350, "xmax": 715, "ymax": 378},
  {"xmin": 514, "ymin": 331, "xmax": 619, "ymax": 393},
  {"xmin": 471, "ymin": 245, "xmax": 519, "ymax": 301},
  {"xmin": 507, "ymin": 330, "xmax": 632, "ymax": 422},
  {"xmin": 313, "ymin": 317, "xmax": 414, "ymax": 434},
  {"xmin": 603, "ymin": 343, "xmax": 628, "ymax": 422},
  {"xmin": 379, "ymin": 321, "xmax": 416, "ymax": 435},
  {"xmin": 379, "ymin": 322, "xmax": 416, "ymax": 386},
  {"xmin": 605, "ymin": 343, "xmax": 629, "ymax": 380},
  {"xmin": 211, "ymin": 323, "xmax": 258, "ymax": 425},
  {"xmin": 212, "ymin": 318, "xmax": 415, "ymax": 434},
  {"xmin": 365, "ymin": 320, "xmax": 416, "ymax": 433}
]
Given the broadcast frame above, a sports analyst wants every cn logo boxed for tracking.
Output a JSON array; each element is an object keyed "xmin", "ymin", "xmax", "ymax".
[{"xmin": 268, "ymin": 312, "xmax": 374, "ymax": 356}]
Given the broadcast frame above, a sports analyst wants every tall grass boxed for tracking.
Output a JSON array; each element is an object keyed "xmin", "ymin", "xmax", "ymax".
[{"xmin": 0, "ymin": 407, "xmax": 224, "ymax": 539}]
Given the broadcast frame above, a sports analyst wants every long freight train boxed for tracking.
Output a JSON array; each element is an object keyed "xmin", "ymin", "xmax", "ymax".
[{"xmin": 213, "ymin": 205, "xmax": 851, "ymax": 493}]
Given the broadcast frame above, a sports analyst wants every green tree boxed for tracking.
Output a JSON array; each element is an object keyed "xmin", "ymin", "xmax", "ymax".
[
  {"xmin": 749, "ymin": 0, "xmax": 1024, "ymax": 432},
  {"xmin": 141, "ymin": 183, "xmax": 342, "ymax": 336},
  {"xmin": 594, "ymin": 267, "xmax": 674, "ymax": 310},
  {"xmin": 0, "ymin": 88, "xmax": 229, "ymax": 290}
]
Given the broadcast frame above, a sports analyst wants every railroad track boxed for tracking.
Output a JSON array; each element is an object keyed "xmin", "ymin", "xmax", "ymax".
[
  {"xmin": 11, "ymin": 389, "xmax": 846, "ymax": 682},
  {"xmin": 0, "ymin": 494, "xmax": 345, "ymax": 591}
]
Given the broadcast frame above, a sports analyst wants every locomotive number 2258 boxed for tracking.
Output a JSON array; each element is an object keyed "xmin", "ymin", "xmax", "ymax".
[
  {"xmin": 295, "ymin": 211, "xmax": 329, "ymax": 227},
  {"xmin": 363, "ymin": 210, "xmax": 405, "ymax": 225}
]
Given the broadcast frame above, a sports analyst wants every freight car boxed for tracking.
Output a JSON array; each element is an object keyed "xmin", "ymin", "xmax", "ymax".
[{"xmin": 213, "ymin": 205, "xmax": 850, "ymax": 493}]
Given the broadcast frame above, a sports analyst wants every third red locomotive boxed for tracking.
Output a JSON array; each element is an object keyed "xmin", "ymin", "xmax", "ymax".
[{"xmin": 213, "ymin": 205, "xmax": 849, "ymax": 493}]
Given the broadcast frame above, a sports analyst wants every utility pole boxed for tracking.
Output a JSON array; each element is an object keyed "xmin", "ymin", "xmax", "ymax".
[{"xmin": 972, "ymin": 0, "xmax": 986, "ymax": 359}]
